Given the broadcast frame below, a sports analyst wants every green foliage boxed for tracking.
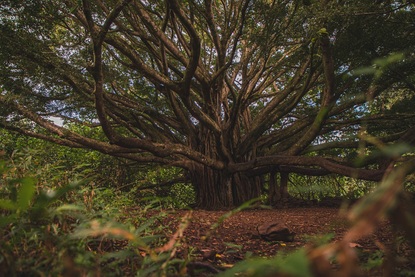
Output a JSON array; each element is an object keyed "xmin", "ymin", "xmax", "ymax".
[
  {"xmin": 288, "ymin": 174, "xmax": 377, "ymax": 201},
  {"xmin": 1, "ymin": 132, "xmax": 415, "ymax": 276},
  {"xmin": 0, "ymin": 160, "xmax": 89, "ymax": 275},
  {"xmin": 0, "ymin": 154, "xmax": 191, "ymax": 276},
  {"xmin": 1, "ymin": 0, "xmax": 414, "ymax": 210},
  {"xmin": 353, "ymin": 52, "xmax": 405, "ymax": 79},
  {"xmin": 303, "ymin": 233, "xmax": 335, "ymax": 247},
  {"xmin": 0, "ymin": 176, "xmax": 36, "ymax": 224},
  {"xmin": 361, "ymin": 250, "xmax": 384, "ymax": 271},
  {"xmin": 218, "ymin": 249, "xmax": 312, "ymax": 277},
  {"xmin": 168, "ymin": 183, "xmax": 196, "ymax": 208},
  {"xmin": 0, "ymin": 4, "xmax": 414, "ymax": 265}
]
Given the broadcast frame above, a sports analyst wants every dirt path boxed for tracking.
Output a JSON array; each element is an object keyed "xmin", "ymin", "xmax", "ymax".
[{"xmin": 158, "ymin": 207, "xmax": 413, "ymax": 275}]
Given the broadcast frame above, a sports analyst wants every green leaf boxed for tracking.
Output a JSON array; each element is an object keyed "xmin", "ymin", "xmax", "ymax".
[
  {"xmin": 0, "ymin": 160, "xmax": 6, "ymax": 174},
  {"xmin": 16, "ymin": 177, "xmax": 36, "ymax": 211},
  {"xmin": 218, "ymin": 249, "xmax": 312, "ymax": 277},
  {"xmin": 210, "ymin": 198, "xmax": 262, "ymax": 231},
  {"xmin": 0, "ymin": 199, "xmax": 17, "ymax": 210},
  {"xmin": 55, "ymin": 204, "xmax": 85, "ymax": 213},
  {"xmin": 278, "ymin": 249, "xmax": 312, "ymax": 277},
  {"xmin": 381, "ymin": 143, "xmax": 414, "ymax": 158},
  {"xmin": 318, "ymin": 28, "xmax": 328, "ymax": 36},
  {"xmin": 0, "ymin": 214, "xmax": 18, "ymax": 227},
  {"xmin": 352, "ymin": 66, "xmax": 377, "ymax": 76},
  {"xmin": 355, "ymin": 143, "xmax": 415, "ymax": 167},
  {"xmin": 353, "ymin": 52, "xmax": 405, "ymax": 78},
  {"xmin": 224, "ymin": 242, "xmax": 243, "ymax": 250},
  {"xmin": 373, "ymin": 52, "xmax": 404, "ymax": 67}
]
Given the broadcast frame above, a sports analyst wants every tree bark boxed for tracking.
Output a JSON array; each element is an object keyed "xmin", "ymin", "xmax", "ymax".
[
  {"xmin": 280, "ymin": 172, "xmax": 289, "ymax": 200},
  {"xmin": 268, "ymin": 170, "xmax": 280, "ymax": 206},
  {"xmin": 269, "ymin": 171, "xmax": 290, "ymax": 207},
  {"xmin": 190, "ymin": 164, "xmax": 261, "ymax": 210}
]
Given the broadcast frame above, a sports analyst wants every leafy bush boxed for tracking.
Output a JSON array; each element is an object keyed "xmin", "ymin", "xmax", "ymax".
[
  {"xmin": 168, "ymin": 183, "xmax": 196, "ymax": 209},
  {"xmin": 0, "ymin": 156, "xmax": 192, "ymax": 276},
  {"xmin": 288, "ymin": 174, "xmax": 377, "ymax": 202},
  {"xmin": 0, "ymin": 159, "xmax": 91, "ymax": 275}
]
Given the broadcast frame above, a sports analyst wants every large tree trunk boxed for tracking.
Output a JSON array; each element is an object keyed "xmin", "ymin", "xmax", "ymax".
[
  {"xmin": 280, "ymin": 172, "xmax": 289, "ymax": 200},
  {"xmin": 268, "ymin": 170, "xmax": 281, "ymax": 206},
  {"xmin": 190, "ymin": 164, "xmax": 262, "ymax": 210},
  {"xmin": 269, "ymin": 171, "xmax": 290, "ymax": 207},
  {"xmin": 188, "ymin": 124, "xmax": 262, "ymax": 209}
]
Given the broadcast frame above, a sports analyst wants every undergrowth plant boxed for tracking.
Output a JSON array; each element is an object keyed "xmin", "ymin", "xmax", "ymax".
[
  {"xmin": 0, "ymin": 156, "xmax": 192, "ymax": 276},
  {"xmin": 0, "ymin": 159, "xmax": 91, "ymax": 275},
  {"xmin": 288, "ymin": 174, "xmax": 377, "ymax": 202},
  {"xmin": 1, "ymin": 130, "xmax": 414, "ymax": 276}
]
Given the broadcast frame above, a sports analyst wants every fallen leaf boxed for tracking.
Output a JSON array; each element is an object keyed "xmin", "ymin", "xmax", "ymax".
[{"xmin": 348, "ymin": 242, "xmax": 363, "ymax": 248}]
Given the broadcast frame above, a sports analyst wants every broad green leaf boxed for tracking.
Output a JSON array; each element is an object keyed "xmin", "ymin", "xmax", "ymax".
[
  {"xmin": 16, "ymin": 177, "xmax": 36, "ymax": 211},
  {"xmin": 73, "ymin": 220, "xmax": 137, "ymax": 240},
  {"xmin": 278, "ymin": 249, "xmax": 312, "ymax": 277},
  {"xmin": 381, "ymin": 143, "xmax": 414, "ymax": 158},
  {"xmin": 55, "ymin": 204, "xmax": 85, "ymax": 213},
  {"xmin": 218, "ymin": 249, "xmax": 312, "ymax": 277},
  {"xmin": 373, "ymin": 52, "xmax": 404, "ymax": 67}
]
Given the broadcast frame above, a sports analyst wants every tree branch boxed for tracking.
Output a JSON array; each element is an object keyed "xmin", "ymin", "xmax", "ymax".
[{"xmin": 228, "ymin": 155, "xmax": 385, "ymax": 181}]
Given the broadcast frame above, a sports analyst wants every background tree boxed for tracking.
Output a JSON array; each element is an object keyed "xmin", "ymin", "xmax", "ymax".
[{"xmin": 1, "ymin": 0, "xmax": 414, "ymax": 209}]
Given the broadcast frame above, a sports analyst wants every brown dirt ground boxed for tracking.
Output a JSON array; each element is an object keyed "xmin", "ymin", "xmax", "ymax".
[{"xmin": 157, "ymin": 207, "xmax": 415, "ymax": 276}]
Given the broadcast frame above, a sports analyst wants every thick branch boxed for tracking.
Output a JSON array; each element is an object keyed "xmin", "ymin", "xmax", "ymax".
[
  {"xmin": 228, "ymin": 155, "xmax": 385, "ymax": 181},
  {"xmin": 285, "ymin": 33, "xmax": 336, "ymax": 155}
]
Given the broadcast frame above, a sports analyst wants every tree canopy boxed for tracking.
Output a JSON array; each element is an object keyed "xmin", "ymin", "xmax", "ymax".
[{"xmin": 1, "ymin": 0, "xmax": 415, "ymax": 208}]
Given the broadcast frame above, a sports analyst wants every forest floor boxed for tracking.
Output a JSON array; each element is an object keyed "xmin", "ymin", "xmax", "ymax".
[{"xmin": 154, "ymin": 207, "xmax": 415, "ymax": 276}]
